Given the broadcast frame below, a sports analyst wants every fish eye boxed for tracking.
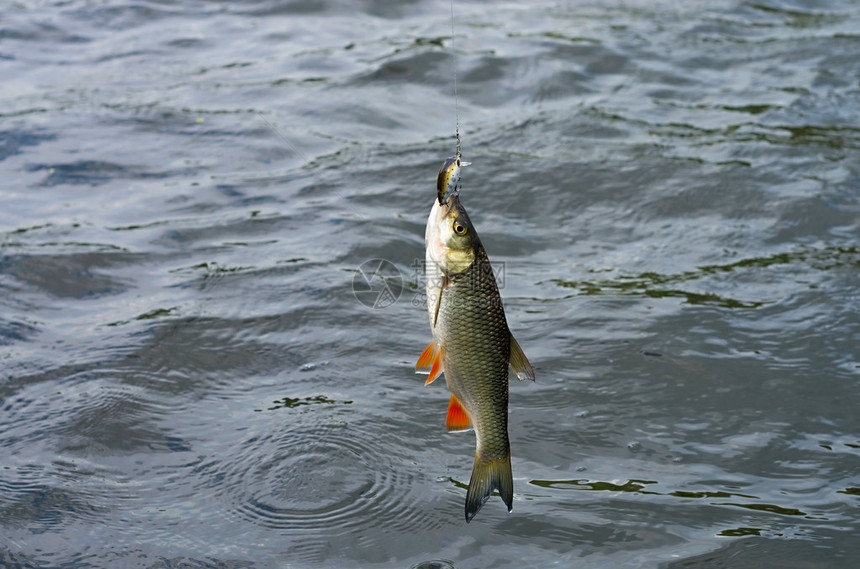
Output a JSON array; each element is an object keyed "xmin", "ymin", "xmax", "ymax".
[{"xmin": 453, "ymin": 222, "xmax": 468, "ymax": 235}]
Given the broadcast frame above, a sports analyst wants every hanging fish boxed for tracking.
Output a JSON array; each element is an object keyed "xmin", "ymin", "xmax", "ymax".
[{"xmin": 418, "ymin": 156, "xmax": 534, "ymax": 522}]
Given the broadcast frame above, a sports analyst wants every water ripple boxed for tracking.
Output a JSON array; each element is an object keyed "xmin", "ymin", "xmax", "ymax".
[{"xmin": 206, "ymin": 419, "xmax": 440, "ymax": 535}]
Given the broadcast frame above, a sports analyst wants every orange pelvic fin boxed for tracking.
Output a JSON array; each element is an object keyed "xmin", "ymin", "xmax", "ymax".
[
  {"xmin": 509, "ymin": 335, "xmax": 535, "ymax": 381},
  {"xmin": 446, "ymin": 394, "xmax": 471, "ymax": 431},
  {"xmin": 416, "ymin": 342, "xmax": 444, "ymax": 385}
]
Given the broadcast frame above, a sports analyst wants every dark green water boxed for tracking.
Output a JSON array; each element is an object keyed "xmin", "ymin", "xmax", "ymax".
[{"xmin": 1, "ymin": 0, "xmax": 858, "ymax": 567}]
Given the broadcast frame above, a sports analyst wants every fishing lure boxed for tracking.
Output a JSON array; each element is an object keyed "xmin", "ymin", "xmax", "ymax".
[{"xmin": 436, "ymin": 152, "xmax": 471, "ymax": 205}]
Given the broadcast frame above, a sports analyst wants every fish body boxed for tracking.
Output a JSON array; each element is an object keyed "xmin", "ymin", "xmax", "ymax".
[{"xmin": 418, "ymin": 157, "xmax": 534, "ymax": 522}]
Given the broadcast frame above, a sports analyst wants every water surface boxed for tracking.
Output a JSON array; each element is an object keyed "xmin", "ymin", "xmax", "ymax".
[{"xmin": 1, "ymin": 0, "xmax": 859, "ymax": 567}]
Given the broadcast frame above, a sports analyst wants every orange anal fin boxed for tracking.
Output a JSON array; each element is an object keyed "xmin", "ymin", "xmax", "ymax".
[{"xmin": 446, "ymin": 394, "xmax": 472, "ymax": 431}]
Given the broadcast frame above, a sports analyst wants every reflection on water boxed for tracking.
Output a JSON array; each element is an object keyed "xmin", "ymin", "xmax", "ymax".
[{"xmin": 1, "ymin": 0, "xmax": 859, "ymax": 568}]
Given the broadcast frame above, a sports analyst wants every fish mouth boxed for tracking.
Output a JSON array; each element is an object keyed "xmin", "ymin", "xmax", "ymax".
[
  {"xmin": 444, "ymin": 192, "xmax": 461, "ymax": 209},
  {"xmin": 434, "ymin": 193, "xmax": 462, "ymax": 222}
]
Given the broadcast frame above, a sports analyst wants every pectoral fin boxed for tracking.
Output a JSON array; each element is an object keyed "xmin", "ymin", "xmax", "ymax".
[
  {"xmin": 509, "ymin": 335, "xmax": 535, "ymax": 381},
  {"xmin": 446, "ymin": 394, "xmax": 472, "ymax": 431},
  {"xmin": 416, "ymin": 342, "xmax": 444, "ymax": 385}
]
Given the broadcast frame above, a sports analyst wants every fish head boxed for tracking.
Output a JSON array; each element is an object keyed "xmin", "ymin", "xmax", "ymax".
[{"xmin": 426, "ymin": 193, "xmax": 479, "ymax": 276}]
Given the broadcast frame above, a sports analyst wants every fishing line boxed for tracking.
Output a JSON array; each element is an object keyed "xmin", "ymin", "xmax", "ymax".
[{"xmin": 450, "ymin": 0, "xmax": 461, "ymax": 157}]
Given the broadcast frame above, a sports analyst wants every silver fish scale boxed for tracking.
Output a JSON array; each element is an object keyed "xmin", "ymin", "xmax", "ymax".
[{"xmin": 437, "ymin": 246, "xmax": 512, "ymax": 462}]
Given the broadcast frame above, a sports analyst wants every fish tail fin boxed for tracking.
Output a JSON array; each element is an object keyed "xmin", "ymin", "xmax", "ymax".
[{"xmin": 464, "ymin": 452, "xmax": 513, "ymax": 523}]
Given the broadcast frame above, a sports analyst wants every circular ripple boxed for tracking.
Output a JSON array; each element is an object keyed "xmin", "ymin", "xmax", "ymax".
[
  {"xmin": 214, "ymin": 418, "xmax": 444, "ymax": 534},
  {"xmin": 241, "ymin": 440, "xmax": 373, "ymax": 525},
  {"xmin": 410, "ymin": 560, "xmax": 457, "ymax": 569}
]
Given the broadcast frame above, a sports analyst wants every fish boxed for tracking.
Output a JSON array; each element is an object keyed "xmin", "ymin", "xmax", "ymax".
[{"xmin": 417, "ymin": 154, "xmax": 534, "ymax": 523}]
